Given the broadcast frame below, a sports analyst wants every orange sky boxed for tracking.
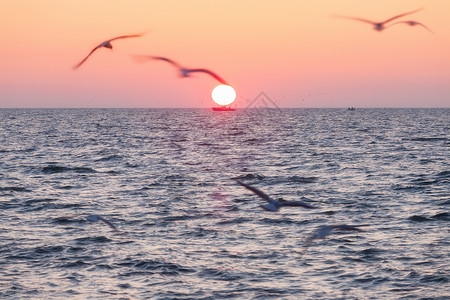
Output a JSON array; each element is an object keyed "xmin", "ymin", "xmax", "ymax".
[{"xmin": 1, "ymin": 0, "xmax": 449, "ymax": 108}]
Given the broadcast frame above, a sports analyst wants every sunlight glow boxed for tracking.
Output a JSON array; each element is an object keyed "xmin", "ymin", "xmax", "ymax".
[{"xmin": 211, "ymin": 85, "xmax": 236, "ymax": 106}]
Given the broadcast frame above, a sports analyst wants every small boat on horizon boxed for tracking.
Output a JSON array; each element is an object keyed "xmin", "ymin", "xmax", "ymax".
[{"xmin": 212, "ymin": 104, "xmax": 236, "ymax": 111}]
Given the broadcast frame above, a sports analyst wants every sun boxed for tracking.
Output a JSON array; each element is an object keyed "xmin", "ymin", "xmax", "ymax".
[{"xmin": 211, "ymin": 85, "xmax": 236, "ymax": 106}]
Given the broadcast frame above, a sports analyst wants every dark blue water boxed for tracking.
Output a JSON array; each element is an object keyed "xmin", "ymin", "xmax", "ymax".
[{"xmin": 0, "ymin": 108, "xmax": 448, "ymax": 299}]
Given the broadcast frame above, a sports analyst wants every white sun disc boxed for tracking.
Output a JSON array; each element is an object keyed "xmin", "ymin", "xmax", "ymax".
[{"xmin": 212, "ymin": 85, "xmax": 236, "ymax": 106}]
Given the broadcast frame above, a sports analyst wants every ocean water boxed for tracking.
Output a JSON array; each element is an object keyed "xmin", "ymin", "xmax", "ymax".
[{"xmin": 0, "ymin": 108, "xmax": 448, "ymax": 299}]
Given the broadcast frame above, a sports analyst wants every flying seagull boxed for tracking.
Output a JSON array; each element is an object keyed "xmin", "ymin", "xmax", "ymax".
[
  {"xmin": 73, "ymin": 33, "xmax": 145, "ymax": 70},
  {"xmin": 333, "ymin": 8, "xmax": 423, "ymax": 31},
  {"xmin": 300, "ymin": 224, "xmax": 364, "ymax": 255},
  {"xmin": 86, "ymin": 214, "xmax": 118, "ymax": 231},
  {"xmin": 133, "ymin": 55, "xmax": 229, "ymax": 85},
  {"xmin": 233, "ymin": 179, "xmax": 316, "ymax": 212},
  {"xmin": 388, "ymin": 20, "xmax": 433, "ymax": 33},
  {"xmin": 58, "ymin": 214, "xmax": 119, "ymax": 231},
  {"xmin": 306, "ymin": 224, "xmax": 363, "ymax": 242}
]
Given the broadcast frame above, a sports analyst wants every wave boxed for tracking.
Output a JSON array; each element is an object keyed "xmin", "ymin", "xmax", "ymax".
[
  {"xmin": 21, "ymin": 202, "xmax": 83, "ymax": 212},
  {"xmin": 41, "ymin": 165, "xmax": 98, "ymax": 174},
  {"xmin": 419, "ymin": 272, "xmax": 449, "ymax": 283},
  {"xmin": 60, "ymin": 260, "xmax": 91, "ymax": 269},
  {"xmin": 0, "ymin": 147, "xmax": 36, "ymax": 153},
  {"xmin": 216, "ymin": 217, "xmax": 252, "ymax": 225},
  {"xmin": 409, "ymin": 137, "xmax": 447, "ymax": 142},
  {"xmin": 197, "ymin": 267, "xmax": 243, "ymax": 281},
  {"xmin": 0, "ymin": 186, "xmax": 30, "ymax": 192},
  {"xmin": 232, "ymin": 173, "xmax": 265, "ymax": 180},
  {"xmin": 288, "ymin": 175, "xmax": 318, "ymax": 183},
  {"xmin": 118, "ymin": 258, "xmax": 195, "ymax": 276},
  {"xmin": 161, "ymin": 215, "xmax": 200, "ymax": 223},
  {"xmin": 75, "ymin": 236, "xmax": 112, "ymax": 245},
  {"xmin": 436, "ymin": 170, "xmax": 450, "ymax": 178},
  {"xmin": 408, "ymin": 212, "xmax": 449, "ymax": 222},
  {"xmin": 94, "ymin": 155, "xmax": 123, "ymax": 162}
]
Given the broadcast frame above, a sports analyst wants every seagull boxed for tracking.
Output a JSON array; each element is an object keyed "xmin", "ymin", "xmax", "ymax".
[
  {"xmin": 133, "ymin": 55, "xmax": 229, "ymax": 85},
  {"xmin": 86, "ymin": 214, "xmax": 118, "ymax": 231},
  {"xmin": 300, "ymin": 224, "xmax": 364, "ymax": 255},
  {"xmin": 333, "ymin": 8, "xmax": 424, "ymax": 31},
  {"xmin": 388, "ymin": 20, "xmax": 434, "ymax": 33},
  {"xmin": 306, "ymin": 224, "xmax": 363, "ymax": 241},
  {"xmin": 233, "ymin": 179, "xmax": 316, "ymax": 212},
  {"xmin": 73, "ymin": 33, "xmax": 145, "ymax": 70}
]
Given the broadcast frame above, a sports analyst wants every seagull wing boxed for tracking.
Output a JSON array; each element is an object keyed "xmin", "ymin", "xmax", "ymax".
[
  {"xmin": 74, "ymin": 33, "xmax": 144, "ymax": 70},
  {"xmin": 86, "ymin": 214, "xmax": 118, "ymax": 231},
  {"xmin": 389, "ymin": 21, "xmax": 434, "ymax": 33},
  {"xmin": 187, "ymin": 68, "xmax": 229, "ymax": 85},
  {"xmin": 98, "ymin": 216, "xmax": 118, "ymax": 231},
  {"xmin": 301, "ymin": 225, "xmax": 334, "ymax": 253},
  {"xmin": 381, "ymin": 8, "xmax": 424, "ymax": 24},
  {"xmin": 300, "ymin": 225, "xmax": 363, "ymax": 257},
  {"xmin": 333, "ymin": 15, "xmax": 376, "ymax": 25},
  {"xmin": 313, "ymin": 225, "xmax": 335, "ymax": 239},
  {"xmin": 73, "ymin": 45, "xmax": 103, "ymax": 70},
  {"xmin": 413, "ymin": 22, "xmax": 434, "ymax": 33},
  {"xmin": 234, "ymin": 180, "xmax": 277, "ymax": 205},
  {"xmin": 109, "ymin": 32, "xmax": 146, "ymax": 42},
  {"xmin": 148, "ymin": 56, "xmax": 184, "ymax": 69}
]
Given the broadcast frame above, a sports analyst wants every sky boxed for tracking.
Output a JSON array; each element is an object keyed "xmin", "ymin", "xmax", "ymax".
[{"xmin": 1, "ymin": 0, "xmax": 449, "ymax": 108}]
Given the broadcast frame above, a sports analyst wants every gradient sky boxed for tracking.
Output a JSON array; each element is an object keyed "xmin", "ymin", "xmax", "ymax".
[{"xmin": 1, "ymin": 0, "xmax": 449, "ymax": 108}]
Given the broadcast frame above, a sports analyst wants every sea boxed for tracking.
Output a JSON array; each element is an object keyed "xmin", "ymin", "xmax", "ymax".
[{"xmin": 0, "ymin": 108, "xmax": 448, "ymax": 299}]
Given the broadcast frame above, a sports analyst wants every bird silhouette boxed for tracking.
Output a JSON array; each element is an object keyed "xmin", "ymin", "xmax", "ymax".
[
  {"xmin": 133, "ymin": 55, "xmax": 229, "ymax": 85},
  {"xmin": 300, "ymin": 224, "xmax": 364, "ymax": 256},
  {"xmin": 73, "ymin": 33, "xmax": 145, "ymax": 70},
  {"xmin": 333, "ymin": 8, "xmax": 423, "ymax": 31},
  {"xmin": 86, "ymin": 214, "xmax": 118, "ymax": 231},
  {"xmin": 233, "ymin": 179, "xmax": 316, "ymax": 212}
]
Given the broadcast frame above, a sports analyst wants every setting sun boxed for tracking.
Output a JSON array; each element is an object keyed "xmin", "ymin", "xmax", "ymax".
[{"xmin": 211, "ymin": 85, "xmax": 236, "ymax": 106}]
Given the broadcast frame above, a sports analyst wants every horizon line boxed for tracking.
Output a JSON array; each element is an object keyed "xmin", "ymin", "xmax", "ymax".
[{"xmin": 0, "ymin": 107, "xmax": 449, "ymax": 110}]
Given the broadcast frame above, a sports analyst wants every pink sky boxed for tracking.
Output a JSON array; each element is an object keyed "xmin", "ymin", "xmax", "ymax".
[{"xmin": 1, "ymin": 0, "xmax": 449, "ymax": 108}]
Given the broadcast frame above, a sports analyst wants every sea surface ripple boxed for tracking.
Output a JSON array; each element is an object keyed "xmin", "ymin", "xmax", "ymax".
[{"xmin": 0, "ymin": 108, "xmax": 449, "ymax": 299}]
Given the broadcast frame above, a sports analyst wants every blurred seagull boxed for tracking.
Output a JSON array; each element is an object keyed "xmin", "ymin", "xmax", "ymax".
[
  {"xmin": 73, "ymin": 33, "xmax": 145, "ymax": 70},
  {"xmin": 133, "ymin": 55, "xmax": 229, "ymax": 85},
  {"xmin": 86, "ymin": 214, "xmax": 118, "ymax": 231},
  {"xmin": 233, "ymin": 179, "xmax": 316, "ymax": 212},
  {"xmin": 388, "ymin": 20, "xmax": 433, "ymax": 33},
  {"xmin": 333, "ymin": 8, "xmax": 423, "ymax": 31},
  {"xmin": 300, "ymin": 224, "xmax": 364, "ymax": 255},
  {"xmin": 306, "ymin": 224, "xmax": 363, "ymax": 242}
]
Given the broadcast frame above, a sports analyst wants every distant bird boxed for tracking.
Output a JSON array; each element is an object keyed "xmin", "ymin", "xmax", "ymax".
[
  {"xmin": 301, "ymin": 224, "xmax": 364, "ymax": 254},
  {"xmin": 73, "ymin": 33, "xmax": 145, "ymax": 70},
  {"xmin": 86, "ymin": 214, "xmax": 118, "ymax": 231},
  {"xmin": 334, "ymin": 8, "xmax": 423, "ymax": 31},
  {"xmin": 233, "ymin": 179, "xmax": 316, "ymax": 212},
  {"xmin": 388, "ymin": 20, "xmax": 433, "ymax": 33},
  {"xmin": 133, "ymin": 55, "xmax": 229, "ymax": 85}
]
